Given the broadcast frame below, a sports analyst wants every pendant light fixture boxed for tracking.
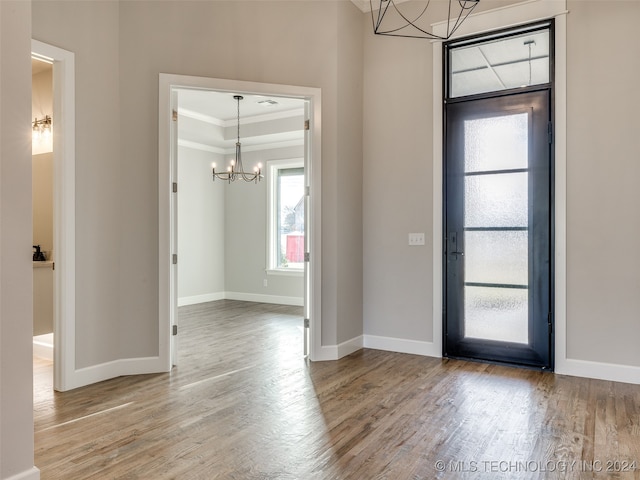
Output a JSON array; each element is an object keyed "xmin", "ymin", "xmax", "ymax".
[
  {"xmin": 370, "ymin": 0, "xmax": 480, "ymax": 40},
  {"xmin": 212, "ymin": 95, "xmax": 263, "ymax": 184}
]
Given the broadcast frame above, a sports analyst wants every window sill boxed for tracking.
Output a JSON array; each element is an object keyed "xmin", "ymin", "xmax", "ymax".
[{"xmin": 266, "ymin": 269, "xmax": 303, "ymax": 277}]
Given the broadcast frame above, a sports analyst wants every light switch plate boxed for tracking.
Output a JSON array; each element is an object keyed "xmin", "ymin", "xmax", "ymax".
[{"xmin": 408, "ymin": 233, "xmax": 425, "ymax": 246}]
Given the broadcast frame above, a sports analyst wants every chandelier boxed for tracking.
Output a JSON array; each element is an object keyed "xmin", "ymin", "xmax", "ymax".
[
  {"xmin": 212, "ymin": 95, "xmax": 263, "ymax": 183},
  {"xmin": 370, "ymin": 0, "xmax": 480, "ymax": 40}
]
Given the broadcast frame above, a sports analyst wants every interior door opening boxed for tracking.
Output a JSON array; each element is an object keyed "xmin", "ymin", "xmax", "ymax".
[
  {"xmin": 171, "ymin": 88, "xmax": 308, "ymax": 363},
  {"xmin": 159, "ymin": 75, "xmax": 322, "ymax": 368},
  {"xmin": 31, "ymin": 40, "xmax": 76, "ymax": 392}
]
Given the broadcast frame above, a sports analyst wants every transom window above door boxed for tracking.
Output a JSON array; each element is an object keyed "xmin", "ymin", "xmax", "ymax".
[{"xmin": 447, "ymin": 22, "xmax": 551, "ymax": 98}]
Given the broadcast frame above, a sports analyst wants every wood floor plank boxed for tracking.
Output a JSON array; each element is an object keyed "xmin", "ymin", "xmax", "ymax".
[{"xmin": 34, "ymin": 300, "xmax": 640, "ymax": 479}]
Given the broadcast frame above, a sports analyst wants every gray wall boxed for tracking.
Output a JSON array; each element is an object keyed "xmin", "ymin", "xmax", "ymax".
[
  {"xmin": 31, "ymin": 0, "xmax": 365, "ymax": 367},
  {"xmin": 1, "ymin": 1, "xmax": 36, "ymax": 478},
  {"xmin": 33, "ymin": 0, "xmax": 122, "ymax": 369},
  {"xmin": 362, "ymin": 0, "xmax": 640, "ymax": 367},
  {"xmin": 177, "ymin": 143, "xmax": 304, "ymax": 303},
  {"xmin": 177, "ymin": 146, "xmax": 225, "ymax": 301},
  {"xmin": 27, "ymin": 0, "xmax": 640, "ymax": 375},
  {"xmin": 224, "ymin": 146, "xmax": 305, "ymax": 300},
  {"xmin": 565, "ymin": 1, "xmax": 640, "ymax": 365}
]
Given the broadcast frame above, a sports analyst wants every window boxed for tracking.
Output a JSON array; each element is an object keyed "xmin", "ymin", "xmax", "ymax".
[
  {"xmin": 267, "ymin": 159, "xmax": 305, "ymax": 272},
  {"xmin": 447, "ymin": 23, "xmax": 551, "ymax": 98}
]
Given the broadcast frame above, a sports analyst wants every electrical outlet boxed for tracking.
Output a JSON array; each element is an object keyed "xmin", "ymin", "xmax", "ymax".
[
  {"xmin": 408, "ymin": 233, "xmax": 425, "ymax": 246},
  {"xmin": 263, "ymin": 279, "xmax": 268, "ymax": 287}
]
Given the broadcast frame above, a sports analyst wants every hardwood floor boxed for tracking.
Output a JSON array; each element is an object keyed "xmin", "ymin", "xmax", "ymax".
[{"xmin": 35, "ymin": 300, "xmax": 640, "ymax": 479}]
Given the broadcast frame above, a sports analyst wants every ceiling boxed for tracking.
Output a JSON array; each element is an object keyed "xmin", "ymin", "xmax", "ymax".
[{"xmin": 176, "ymin": 89, "xmax": 305, "ymax": 153}]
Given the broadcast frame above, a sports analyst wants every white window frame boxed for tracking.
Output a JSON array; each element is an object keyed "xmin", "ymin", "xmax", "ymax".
[{"xmin": 266, "ymin": 158, "xmax": 305, "ymax": 276}]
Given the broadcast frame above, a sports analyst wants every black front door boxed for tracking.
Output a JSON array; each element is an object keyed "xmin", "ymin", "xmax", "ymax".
[{"xmin": 444, "ymin": 90, "xmax": 553, "ymax": 369}]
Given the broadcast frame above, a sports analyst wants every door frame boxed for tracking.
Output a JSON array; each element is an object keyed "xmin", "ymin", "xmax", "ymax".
[
  {"xmin": 158, "ymin": 74, "xmax": 322, "ymax": 367},
  {"xmin": 431, "ymin": 1, "xmax": 568, "ymax": 367},
  {"xmin": 31, "ymin": 40, "xmax": 76, "ymax": 392}
]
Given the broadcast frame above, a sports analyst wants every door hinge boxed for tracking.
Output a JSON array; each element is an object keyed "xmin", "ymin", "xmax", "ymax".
[
  {"xmin": 304, "ymin": 318, "xmax": 310, "ymax": 328},
  {"xmin": 172, "ymin": 109, "xmax": 178, "ymax": 121},
  {"xmin": 304, "ymin": 119, "xmax": 310, "ymax": 131},
  {"xmin": 548, "ymin": 122, "xmax": 553, "ymax": 144},
  {"xmin": 172, "ymin": 182, "xmax": 178, "ymax": 193},
  {"xmin": 172, "ymin": 254, "xmax": 178, "ymax": 265},
  {"xmin": 304, "ymin": 252, "xmax": 310, "ymax": 262},
  {"xmin": 548, "ymin": 312, "xmax": 553, "ymax": 333},
  {"xmin": 172, "ymin": 324, "xmax": 178, "ymax": 336}
]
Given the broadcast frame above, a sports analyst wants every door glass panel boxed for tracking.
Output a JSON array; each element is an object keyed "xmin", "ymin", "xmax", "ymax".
[
  {"xmin": 465, "ymin": 231, "xmax": 528, "ymax": 286},
  {"xmin": 464, "ymin": 113, "xmax": 528, "ymax": 172},
  {"xmin": 464, "ymin": 286, "xmax": 528, "ymax": 344},
  {"xmin": 462, "ymin": 110, "xmax": 530, "ymax": 346},
  {"xmin": 465, "ymin": 173, "xmax": 528, "ymax": 228}
]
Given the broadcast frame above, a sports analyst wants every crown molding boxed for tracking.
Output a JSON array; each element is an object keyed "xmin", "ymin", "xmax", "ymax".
[
  {"xmin": 220, "ymin": 108, "xmax": 305, "ymax": 128},
  {"xmin": 178, "ymin": 138, "xmax": 304, "ymax": 155},
  {"xmin": 178, "ymin": 139, "xmax": 225, "ymax": 154}
]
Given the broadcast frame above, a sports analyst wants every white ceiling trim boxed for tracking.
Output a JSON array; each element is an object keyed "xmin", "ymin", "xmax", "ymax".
[
  {"xmin": 178, "ymin": 138, "xmax": 304, "ymax": 156},
  {"xmin": 178, "ymin": 139, "xmax": 225, "ymax": 154},
  {"xmin": 220, "ymin": 108, "xmax": 305, "ymax": 128},
  {"xmin": 226, "ymin": 139, "xmax": 304, "ymax": 155},
  {"xmin": 179, "ymin": 106, "xmax": 305, "ymax": 128},
  {"xmin": 178, "ymin": 108, "xmax": 224, "ymax": 127}
]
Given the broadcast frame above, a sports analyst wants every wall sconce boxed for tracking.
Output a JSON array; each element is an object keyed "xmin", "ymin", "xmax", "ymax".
[{"xmin": 32, "ymin": 115, "xmax": 52, "ymax": 141}]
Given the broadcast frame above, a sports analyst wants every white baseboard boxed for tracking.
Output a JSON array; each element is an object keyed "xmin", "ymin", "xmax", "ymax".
[
  {"xmin": 6, "ymin": 466, "xmax": 40, "ymax": 480},
  {"xmin": 65, "ymin": 356, "xmax": 168, "ymax": 391},
  {"xmin": 363, "ymin": 334, "xmax": 442, "ymax": 358},
  {"xmin": 178, "ymin": 292, "xmax": 225, "ymax": 307},
  {"xmin": 225, "ymin": 291, "xmax": 303, "ymax": 307},
  {"xmin": 309, "ymin": 336, "xmax": 363, "ymax": 361},
  {"xmin": 312, "ymin": 344, "xmax": 339, "ymax": 361},
  {"xmin": 338, "ymin": 335, "xmax": 363, "ymax": 358},
  {"xmin": 178, "ymin": 291, "xmax": 303, "ymax": 307},
  {"xmin": 556, "ymin": 358, "xmax": 640, "ymax": 385}
]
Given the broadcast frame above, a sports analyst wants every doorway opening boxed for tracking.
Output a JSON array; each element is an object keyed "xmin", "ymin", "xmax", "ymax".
[
  {"xmin": 173, "ymin": 89, "xmax": 307, "ymax": 358},
  {"xmin": 159, "ymin": 75, "xmax": 322, "ymax": 368},
  {"xmin": 442, "ymin": 22, "xmax": 554, "ymax": 369},
  {"xmin": 31, "ymin": 40, "xmax": 76, "ymax": 392},
  {"xmin": 32, "ymin": 54, "xmax": 55, "ymax": 363}
]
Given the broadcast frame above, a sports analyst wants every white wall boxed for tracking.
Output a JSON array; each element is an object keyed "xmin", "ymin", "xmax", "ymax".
[
  {"xmin": 0, "ymin": 1, "xmax": 39, "ymax": 478},
  {"xmin": 177, "ymin": 146, "xmax": 225, "ymax": 303}
]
